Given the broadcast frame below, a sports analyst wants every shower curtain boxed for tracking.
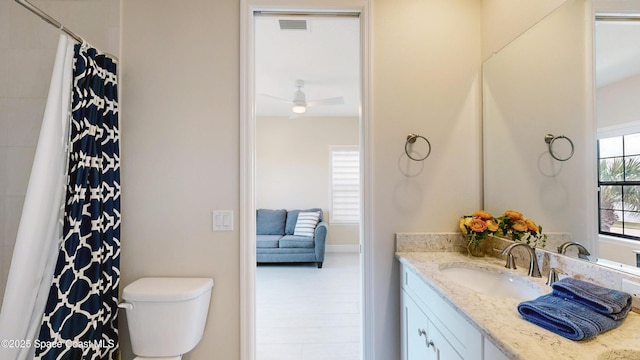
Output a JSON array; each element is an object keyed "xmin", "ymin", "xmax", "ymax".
[
  {"xmin": 0, "ymin": 35, "xmax": 120, "ymax": 360},
  {"xmin": 0, "ymin": 34, "xmax": 74, "ymax": 360},
  {"xmin": 34, "ymin": 44, "xmax": 120, "ymax": 360}
]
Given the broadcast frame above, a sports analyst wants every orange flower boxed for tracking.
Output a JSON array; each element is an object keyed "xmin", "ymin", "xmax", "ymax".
[
  {"xmin": 486, "ymin": 219, "xmax": 499, "ymax": 232},
  {"xmin": 525, "ymin": 219, "xmax": 538, "ymax": 233},
  {"xmin": 472, "ymin": 210, "xmax": 493, "ymax": 220},
  {"xmin": 512, "ymin": 219, "xmax": 527, "ymax": 232},
  {"xmin": 504, "ymin": 210, "xmax": 523, "ymax": 221},
  {"xmin": 468, "ymin": 218, "xmax": 488, "ymax": 233}
]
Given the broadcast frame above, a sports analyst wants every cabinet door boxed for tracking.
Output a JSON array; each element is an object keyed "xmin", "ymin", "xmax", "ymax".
[
  {"xmin": 401, "ymin": 290, "xmax": 433, "ymax": 360},
  {"xmin": 428, "ymin": 321, "xmax": 463, "ymax": 360}
]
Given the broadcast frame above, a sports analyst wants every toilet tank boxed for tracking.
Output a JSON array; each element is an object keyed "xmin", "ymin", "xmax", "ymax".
[{"xmin": 122, "ymin": 277, "xmax": 214, "ymax": 357}]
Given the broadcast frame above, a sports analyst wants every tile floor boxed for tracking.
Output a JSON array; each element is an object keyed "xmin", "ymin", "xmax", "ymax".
[{"xmin": 256, "ymin": 253, "xmax": 361, "ymax": 360}]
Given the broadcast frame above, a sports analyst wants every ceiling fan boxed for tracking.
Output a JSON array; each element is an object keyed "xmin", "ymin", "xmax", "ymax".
[{"xmin": 260, "ymin": 80, "xmax": 344, "ymax": 115}]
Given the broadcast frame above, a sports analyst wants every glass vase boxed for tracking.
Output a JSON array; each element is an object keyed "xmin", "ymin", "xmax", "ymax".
[{"xmin": 467, "ymin": 242, "xmax": 485, "ymax": 257}]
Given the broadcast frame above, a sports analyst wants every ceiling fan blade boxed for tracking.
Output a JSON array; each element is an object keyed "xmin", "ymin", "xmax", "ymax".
[
  {"xmin": 307, "ymin": 96, "xmax": 344, "ymax": 107},
  {"xmin": 258, "ymin": 93, "xmax": 293, "ymax": 104}
]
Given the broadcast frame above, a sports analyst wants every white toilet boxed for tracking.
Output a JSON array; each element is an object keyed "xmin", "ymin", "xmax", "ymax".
[{"xmin": 120, "ymin": 277, "xmax": 214, "ymax": 360}]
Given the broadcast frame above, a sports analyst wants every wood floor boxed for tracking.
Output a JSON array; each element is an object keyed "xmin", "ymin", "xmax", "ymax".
[{"xmin": 256, "ymin": 253, "xmax": 361, "ymax": 360}]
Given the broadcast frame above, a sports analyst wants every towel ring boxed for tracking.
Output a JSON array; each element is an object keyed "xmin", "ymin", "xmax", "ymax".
[
  {"xmin": 405, "ymin": 133, "xmax": 431, "ymax": 161},
  {"xmin": 545, "ymin": 134, "xmax": 574, "ymax": 161}
]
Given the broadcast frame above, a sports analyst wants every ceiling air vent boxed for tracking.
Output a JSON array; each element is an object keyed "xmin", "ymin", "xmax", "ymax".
[{"xmin": 279, "ymin": 19, "xmax": 307, "ymax": 31}]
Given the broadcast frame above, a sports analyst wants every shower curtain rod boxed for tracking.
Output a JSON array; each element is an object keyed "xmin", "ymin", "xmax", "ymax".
[
  {"xmin": 15, "ymin": 0, "xmax": 118, "ymax": 62},
  {"xmin": 16, "ymin": 0, "xmax": 82, "ymax": 43}
]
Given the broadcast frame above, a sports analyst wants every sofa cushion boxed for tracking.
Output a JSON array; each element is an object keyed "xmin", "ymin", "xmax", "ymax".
[
  {"xmin": 293, "ymin": 211, "xmax": 321, "ymax": 237},
  {"xmin": 285, "ymin": 208, "xmax": 323, "ymax": 235},
  {"xmin": 279, "ymin": 235, "xmax": 315, "ymax": 249},
  {"xmin": 257, "ymin": 209, "xmax": 287, "ymax": 235},
  {"xmin": 256, "ymin": 235, "xmax": 282, "ymax": 248}
]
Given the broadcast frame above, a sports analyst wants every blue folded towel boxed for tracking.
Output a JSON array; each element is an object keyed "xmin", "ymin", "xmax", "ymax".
[
  {"xmin": 552, "ymin": 278, "xmax": 632, "ymax": 320},
  {"xmin": 517, "ymin": 294, "xmax": 624, "ymax": 341}
]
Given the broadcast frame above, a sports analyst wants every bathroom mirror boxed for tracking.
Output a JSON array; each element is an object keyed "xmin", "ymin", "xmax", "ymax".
[
  {"xmin": 483, "ymin": 0, "xmax": 640, "ymax": 273},
  {"xmin": 593, "ymin": 1, "xmax": 640, "ymax": 268},
  {"xmin": 483, "ymin": 0, "xmax": 596, "ymax": 250}
]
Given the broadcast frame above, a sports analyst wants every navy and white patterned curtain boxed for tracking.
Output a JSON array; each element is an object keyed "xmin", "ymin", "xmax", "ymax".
[{"xmin": 35, "ymin": 44, "xmax": 120, "ymax": 360}]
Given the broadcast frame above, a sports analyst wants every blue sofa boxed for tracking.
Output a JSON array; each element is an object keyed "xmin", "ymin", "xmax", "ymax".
[{"xmin": 256, "ymin": 208, "xmax": 328, "ymax": 268}]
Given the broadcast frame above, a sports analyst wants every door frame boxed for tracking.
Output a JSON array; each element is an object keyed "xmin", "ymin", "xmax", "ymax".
[{"xmin": 239, "ymin": 1, "xmax": 373, "ymax": 359}]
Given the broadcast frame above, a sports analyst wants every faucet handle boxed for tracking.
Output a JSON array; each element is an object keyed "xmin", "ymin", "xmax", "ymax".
[
  {"xmin": 546, "ymin": 267, "xmax": 566, "ymax": 286},
  {"xmin": 504, "ymin": 253, "xmax": 517, "ymax": 270}
]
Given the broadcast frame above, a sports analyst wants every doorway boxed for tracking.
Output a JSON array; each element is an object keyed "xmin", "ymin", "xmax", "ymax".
[
  {"xmin": 254, "ymin": 12, "xmax": 360, "ymax": 360},
  {"xmin": 240, "ymin": 2, "xmax": 372, "ymax": 360}
]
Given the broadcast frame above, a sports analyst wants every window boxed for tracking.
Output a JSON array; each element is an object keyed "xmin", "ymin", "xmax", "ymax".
[
  {"xmin": 598, "ymin": 133, "xmax": 640, "ymax": 240},
  {"xmin": 330, "ymin": 146, "xmax": 360, "ymax": 224}
]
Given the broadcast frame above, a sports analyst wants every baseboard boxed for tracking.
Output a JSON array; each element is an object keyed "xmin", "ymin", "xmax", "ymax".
[{"xmin": 326, "ymin": 244, "xmax": 361, "ymax": 253}]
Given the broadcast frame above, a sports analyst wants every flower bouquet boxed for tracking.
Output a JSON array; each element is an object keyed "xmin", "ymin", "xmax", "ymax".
[
  {"xmin": 496, "ymin": 210, "xmax": 547, "ymax": 248},
  {"xmin": 459, "ymin": 210, "xmax": 499, "ymax": 257}
]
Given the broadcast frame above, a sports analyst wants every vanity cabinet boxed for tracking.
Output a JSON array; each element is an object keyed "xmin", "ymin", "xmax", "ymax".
[{"xmin": 400, "ymin": 263, "xmax": 509, "ymax": 360}]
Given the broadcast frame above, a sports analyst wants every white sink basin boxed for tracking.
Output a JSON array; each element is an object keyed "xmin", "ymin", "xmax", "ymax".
[{"xmin": 439, "ymin": 264, "xmax": 548, "ymax": 300}]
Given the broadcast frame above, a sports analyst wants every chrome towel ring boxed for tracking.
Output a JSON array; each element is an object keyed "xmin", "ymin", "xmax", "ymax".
[
  {"xmin": 405, "ymin": 133, "xmax": 431, "ymax": 161},
  {"xmin": 545, "ymin": 134, "xmax": 574, "ymax": 161}
]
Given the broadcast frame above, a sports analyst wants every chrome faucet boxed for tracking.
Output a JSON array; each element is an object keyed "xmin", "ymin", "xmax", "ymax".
[
  {"xmin": 557, "ymin": 242, "xmax": 591, "ymax": 260},
  {"xmin": 500, "ymin": 243, "xmax": 542, "ymax": 278}
]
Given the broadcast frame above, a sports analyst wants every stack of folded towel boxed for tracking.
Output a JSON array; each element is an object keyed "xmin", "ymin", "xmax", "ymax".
[{"xmin": 517, "ymin": 277, "xmax": 632, "ymax": 341}]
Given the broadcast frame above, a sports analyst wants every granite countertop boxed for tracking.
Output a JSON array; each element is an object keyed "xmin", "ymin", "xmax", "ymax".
[{"xmin": 396, "ymin": 251, "xmax": 640, "ymax": 360}]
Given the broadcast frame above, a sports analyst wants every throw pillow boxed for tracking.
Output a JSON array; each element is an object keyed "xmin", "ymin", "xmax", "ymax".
[
  {"xmin": 285, "ymin": 208, "xmax": 322, "ymax": 235},
  {"xmin": 256, "ymin": 209, "xmax": 287, "ymax": 235},
  {"xmin": 293, "ymin": 211, "xmax": 321, "ymax": 237}
]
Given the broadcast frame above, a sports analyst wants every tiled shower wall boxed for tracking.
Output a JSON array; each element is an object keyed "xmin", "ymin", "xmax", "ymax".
[{"xmin": 0, "ymin": 0, "xmax": 119, "ymax": 304}]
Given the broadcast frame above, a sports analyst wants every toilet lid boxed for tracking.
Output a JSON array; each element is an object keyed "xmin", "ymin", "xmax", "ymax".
[
  {"xmin": 123, "ymin": 277, "xmax": 214, "ymax": 302},
  {"xmin": 133, "ymin": 357, "xmax": 181, "ymax": 360}
]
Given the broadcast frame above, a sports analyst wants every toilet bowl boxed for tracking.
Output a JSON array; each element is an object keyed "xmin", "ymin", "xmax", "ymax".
[{"xmin": 120, "ymin": 277, "xmax": 214, "ymax": 360}]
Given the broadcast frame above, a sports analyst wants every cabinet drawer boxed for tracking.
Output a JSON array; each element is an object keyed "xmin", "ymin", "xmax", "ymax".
[{"xmin": 402, "ymin": 264, "xmax": 433, "ymax": 301}]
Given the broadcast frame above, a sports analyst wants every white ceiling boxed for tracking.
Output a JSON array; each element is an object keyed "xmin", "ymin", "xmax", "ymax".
[
  {"xmin": 596, "ymin": 20, "xmax": 640, "ymax": 88},
  {"xmin": 254, "ymin": 15, "xmax": 360, "ymax": 117},
  {"xmin": 254, "ymin": 13, "xmax": 640, "ymax": 112}
]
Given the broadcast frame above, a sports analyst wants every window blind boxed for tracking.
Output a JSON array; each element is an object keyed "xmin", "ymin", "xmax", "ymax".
[{"xmin": 331, "ymin": 147, "xmax": 360, "ymax": 223}]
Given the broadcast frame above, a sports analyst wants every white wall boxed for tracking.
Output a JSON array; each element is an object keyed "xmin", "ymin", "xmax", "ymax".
[
  {"xmin": 120, "ymin": 1, "xmax": 240, "ymax": 359},
  {"xmin": 256, "ymin": 115, "xmax": 359, "ymax": 246},
  {"xmin": 481, "ymin": 0, "xmax": 566, "ymax": 60},
  {"xmin": 0, "ymin": 0, "xmax": 118, "ymax": 306},
  {"xmin": 371, "ymin": 0, "xmax": 482, "ymax": 358},
  {"xmin": 597, "ymin": 74, "xmax": 640, "ymax": 128}
]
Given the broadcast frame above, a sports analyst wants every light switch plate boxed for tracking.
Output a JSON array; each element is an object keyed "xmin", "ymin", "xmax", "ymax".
[{"xmin": 212, "ymin": 210, "xmax": 233, "ymax": 231}]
